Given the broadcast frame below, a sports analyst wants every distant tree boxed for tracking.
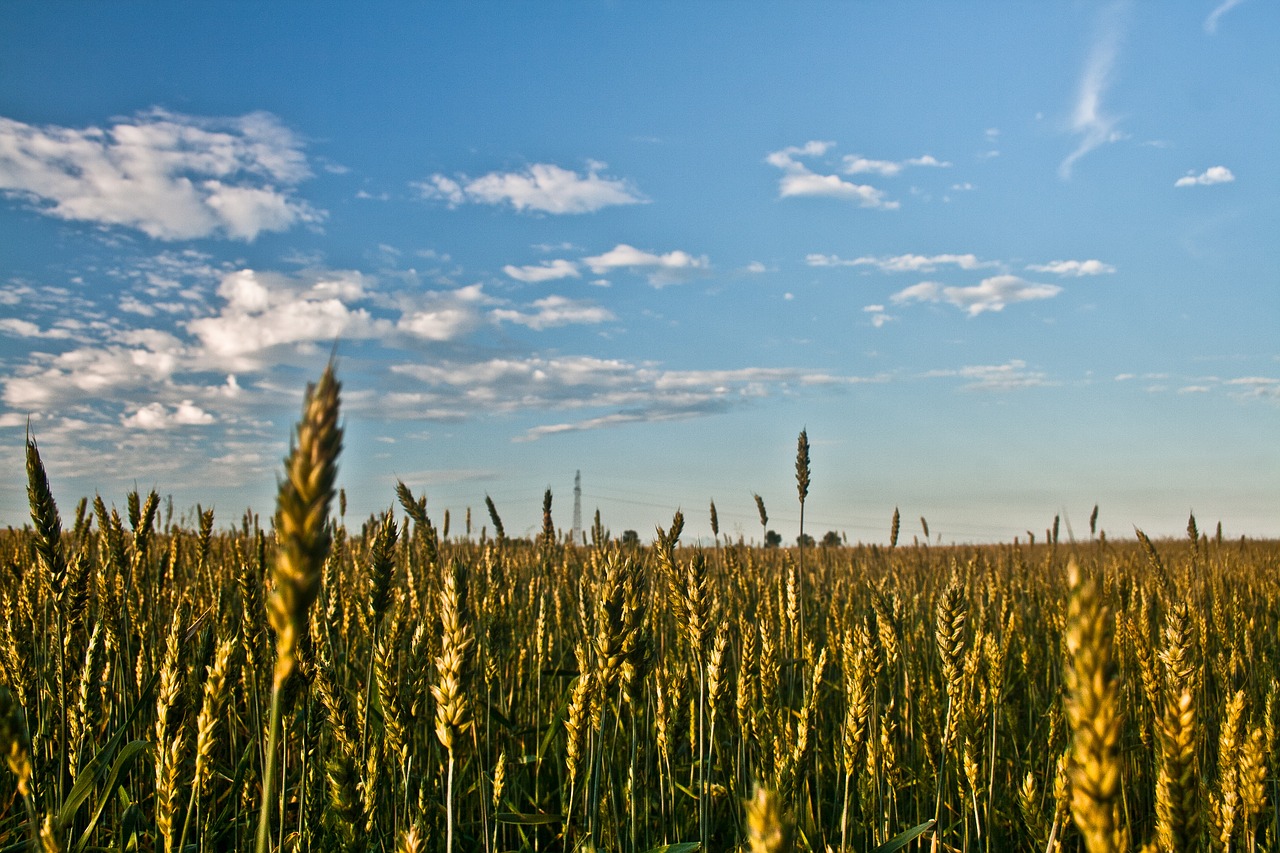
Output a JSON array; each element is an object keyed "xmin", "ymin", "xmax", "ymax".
[
  {"xmin": 821, "ymin": 530, "xmax": 842, "ymax": 547},
  {"xmin": 796, "ymin": 533, "xmax": 815, "ymax": 548},
  {"xmin": 621, "ymin": 530, "xmax": 640, "ymax": 547},
  {"xmin": 764, "ymin": 530, "xmax": 782, "ymax": 548}
]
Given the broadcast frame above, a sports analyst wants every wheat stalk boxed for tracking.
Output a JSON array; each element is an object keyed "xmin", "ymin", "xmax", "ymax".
[
  {"xmin": 256, "ymin": 363, "xmax": 342, "ymax": 853},
  {"xmin": 1064, "ymin": 561, "xmax": 1129, "ymax": 853}
]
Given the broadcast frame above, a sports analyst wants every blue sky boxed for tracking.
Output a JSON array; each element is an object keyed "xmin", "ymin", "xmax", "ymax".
[{"xmin": 1, "ymin": 2, "xmax": 1276, "ymax": 543}]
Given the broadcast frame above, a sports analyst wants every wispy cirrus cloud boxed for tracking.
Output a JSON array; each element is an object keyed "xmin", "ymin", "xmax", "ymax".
[
  {"xmin": 0, "ymin": 109, "xmax": 321, "ymax": 240},
  {"xmin": 418, "ymin": 161, "xmax": 644, "ymax": 214},
  {"xmin": 1175, "ymin": 166, "xmax": 1235, "ymax": 187},
  {"xmin": 1060, "ymin": 2, "xmax": 1130, "ymax": 179},
  {"xmin": 1205, "ymin": 0, "xmax": 1248, "ymax": 33},
  {"xmin": 891, "ymin": 275, "xmax": 1062, "ymax": 316}
]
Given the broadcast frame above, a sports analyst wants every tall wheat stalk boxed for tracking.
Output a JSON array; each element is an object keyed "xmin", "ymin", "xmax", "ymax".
[
  {"xmin": 256, "ymin": 363, "xmax": 342, "ymax": 853},
  {"xmin": 25, "ymin": 433, "xmax": 68, "ymax": 808},
  {"xmin": 1064, "ymin": 560, "xmax": 1128, "ymax": 853},
  {"xmin": 794, "ymin": 429, "xmax": 810, "ymax": 651},
  {"xmin": 432, "ymin": 560, "xmax": 473, "ymax": 853}
]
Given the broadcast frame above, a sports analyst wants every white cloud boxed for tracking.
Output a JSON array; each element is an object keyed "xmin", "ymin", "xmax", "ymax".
[
  {"xmin": 808, "ymin": 252, "xmax": 993, "ymax": 272},
  {"xmin": 1175, "ymin": 166, "xmax": 1235, "ymax": 187},
  {"xmin": 0, "ymin": 284, "xmax": 35, "ymax": 305},
  {"xmin": 842, "ymin": 156, "xmax": 903, "ymax": 177},
  {"xmin": 186, "ymin": 269, "xmax": 387, "ymax": 363},
  {"xmin": 4, "ymin": 342, "xmax": 183, "ymax": 409},
  {"xmin": 122, "ymin": 400, "xmax": 215, "ymax": 430},
  {"xmin": 1226, "ymin": 377, "xmax": 1279, "ymax": 399},
  {"xmin": 945, "ymin": 277, "xmax": 1063, "ymax": 315},
  {"xmin": 766, "ymin": 141, "xmax": 900, "ymax": 210},
  {"xmin": 0, "ymin": 317, "xmax": 41, "ymax": 337},
  {"xmin": 520, "ymin": 412, "xmax": 657, "ymax": 440},
  {"xmin": 891, "ymin": 275, "xmax": 1062, "ymax": 316},
  {"xmin": 397, "ymin": 307, "xmax": 475, "ymax": 342},
  {"xmin": 0, "ymin": 317, "xmax": 76, "ymax": 339},
  {"xmin": 118, "ymin": 295, "xmax": 158, "ymax": 316},
  {"xmin": 907, "ymin": 154, "xmax": 950, "ymax": 168},
  {"xmin": 843, "ymin": 153, "xmax": 951, "ymax": 175},
  {"xmin": 111, "ymin": 266, "xmax": 494, "ymax": 366},
  {"xmin": 490, "ymin": 295, "xmax": 614, "ymax": 330},
  {"xmin": 862, "ymin": 305, "xmax": 893, "ymax": 328},
  {"xmin": 1026, "ymin": 259, "xmax": 1116, "ymax": 276},
  {"xmin": 394, "ymin": 355, "xmax": 624, "ymax": 390},
  {"xmin": 1060, "ymin": 3, "xmax": 1128, "ymax": 178},
  {"xmin": 396, "ymin": 283, "xmax": 490, "ymax": 342},
  {"xmin": 0, "ymin": 109, "xmax": 320, "ymax": 240},
  {"xmin": 419, "ymin": 175, "xmax": 464, "ymax": 205},
  {"xmin": 1205, "ymin": 0, "xmax": 1248, "ymax": 33},
  {"xmin": 583, "ymin": 243, "xmax": 709, "ymax": 286},
  {"xmin": 502, "ymin": 259, "xmax": 580, "ymax": 283},
  {"xmin": 926, "ymin": 359, "xmax": 1052, "ymax": 391},
  {"xmin": 891, "ymin": 281, "xmax": 943, "ymax": 305},
  {"xmin": 764, "ymin": 140, "xmax": 834, "ymax": 170},
  {"xmin": 778, "ymin": 172, "xmax": 896, "ymax": 208},
  {"xmin": 417, "ymin": 162, "xmax": 644, "ymax": 214}
]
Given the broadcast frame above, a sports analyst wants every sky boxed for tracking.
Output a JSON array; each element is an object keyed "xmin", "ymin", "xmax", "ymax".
[{"xmin": 0, "ymin": 1, "xmax": 1276, "ymax": 545}]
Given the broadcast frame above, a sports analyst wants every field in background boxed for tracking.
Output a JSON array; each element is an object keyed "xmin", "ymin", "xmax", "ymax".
[{"xmin": 4, "ymin": 370, "xmax": 1278, "ymax": 853}]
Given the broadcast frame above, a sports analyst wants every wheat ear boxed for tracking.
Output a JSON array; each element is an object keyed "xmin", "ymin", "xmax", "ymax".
[
  {"xmin": 1064, "ymin": 560, "xmax": 1129, "ymax": 853},
  {"xmin": 256, "ymin": 363, "xmax": 341, "ymax": 853}
]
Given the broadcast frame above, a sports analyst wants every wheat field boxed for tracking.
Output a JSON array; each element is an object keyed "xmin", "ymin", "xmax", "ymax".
[{"xmin": 3, "ymin": 366, "xmax": 1277, "ymax": 853}]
